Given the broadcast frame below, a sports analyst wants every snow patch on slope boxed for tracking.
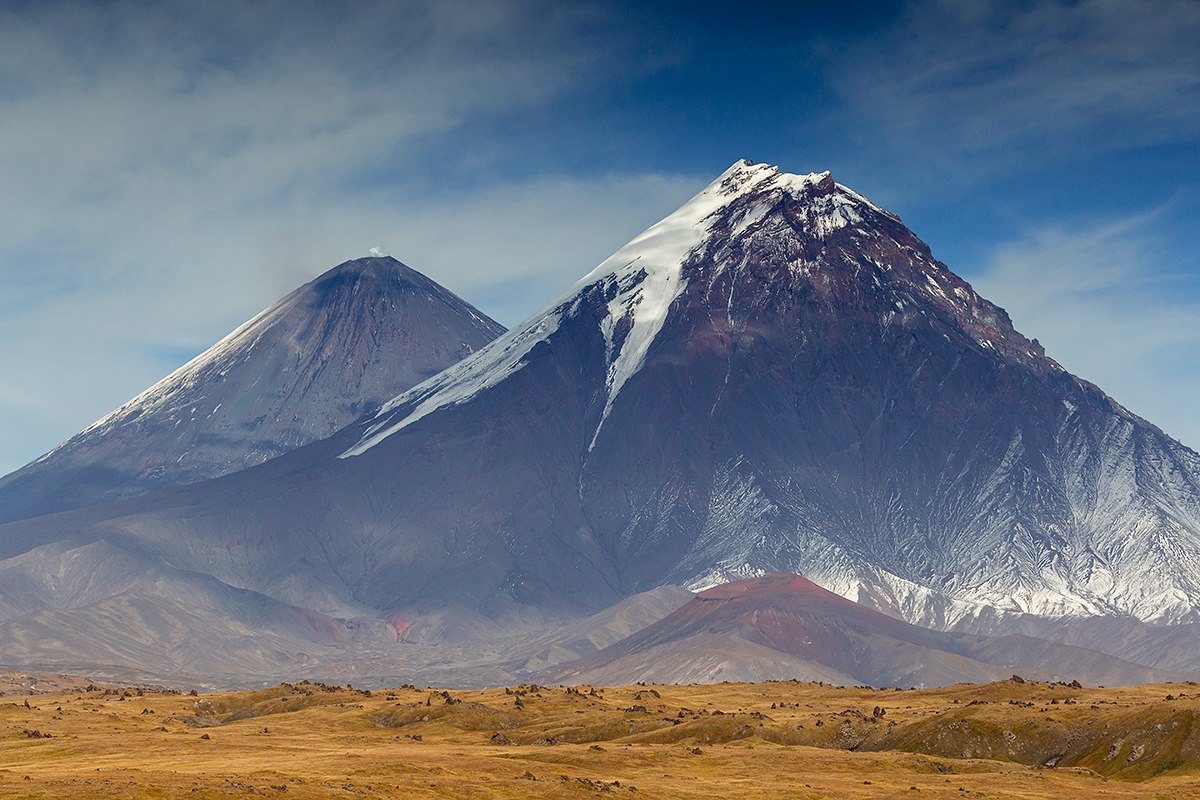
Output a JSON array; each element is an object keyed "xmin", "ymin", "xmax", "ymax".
[
  {"xmin": 343, "ymin": 311, "xmax": 565, "ymax": 456},
  {"xmin": 586, "ymin": 161, "xmax": 793, "ymax": 448},
  {"xmin": 344, "ymin": 160, "xmax": 839, "ymax": 458}
]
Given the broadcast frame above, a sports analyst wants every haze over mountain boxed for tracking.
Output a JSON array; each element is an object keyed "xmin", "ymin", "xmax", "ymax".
[
  {"xmin": 0, "ymin": 256, "xmax": 504, "ymax": 524},
  {"xmin": 1, "ymin": 161, "xmax": 1199, "ymax": 684}
]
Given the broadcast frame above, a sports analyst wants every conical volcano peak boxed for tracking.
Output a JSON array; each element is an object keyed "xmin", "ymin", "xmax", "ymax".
[
  {"xmin": 715, "ymin": 159, "xmax": 832, "ymax": 196},
  {"xmin": 304, "ymin": 257, "xmax": 499, "ymax": 334},
  {"xmin": 709, "ymin": 159, "xmax": 884, "ymax": 234},
  {"xmin": 0, "ymin": 254, "xmax": 504, "ymax": 522},
  {"xmin": 347, "ymin": 159, "xmax": 1066, "ymax": 457},
  {"xmin": 325, "ymin": 254, "xmax": 403, "ymax": 274},
  {"xmin": 668, "ymin": 160, "xmax": 1071, "ymax": 381},
  {"xmin": 310, "ymin": 255, "xmax": 428, "ymax": 293},
  {"xmin": 341, "ymin": 253, "xmax": 401, "ymax": 265},
  {"xmin": 568, "ymin": 160, "xmax": 884, "ymax": 301}
]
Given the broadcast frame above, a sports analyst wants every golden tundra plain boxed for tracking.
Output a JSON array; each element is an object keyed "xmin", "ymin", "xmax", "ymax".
[{"xmin": 2, "ymin": 673, "xmax": 1200, "ymax": 799}]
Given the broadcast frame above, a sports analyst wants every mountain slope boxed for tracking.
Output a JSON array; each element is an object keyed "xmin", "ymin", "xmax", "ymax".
[
  {"xmin": 543, "ymin": 573, "xmax": 1164, "ymax": 687},
  {"xmin": 0, "ymin": 538, "xmax": 352, "ymax": 682},
  {"xmin": 0, "ymin": 256, "xmax": 504, "ymax": 523},
  {"xmin": 1, "ymin": 161, "xmax": 1199, "ymax": 681},
  {"xmin": 334, "ymin": 159, "xmax": 1200, "ymax": 625}
]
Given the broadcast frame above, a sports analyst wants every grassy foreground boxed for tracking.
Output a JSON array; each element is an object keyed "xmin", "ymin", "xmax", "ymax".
[{"xmin": 2, "ymin": 675, "xmax": 1199, "ymax": 798}]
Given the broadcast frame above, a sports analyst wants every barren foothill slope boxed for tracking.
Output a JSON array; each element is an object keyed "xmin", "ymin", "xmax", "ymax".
[{"xmin": 546, "ymin": 574, "xmax": 1167, "ymax": 687}]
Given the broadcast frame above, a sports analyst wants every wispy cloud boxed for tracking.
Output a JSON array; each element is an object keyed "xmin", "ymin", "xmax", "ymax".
[
  {"xmin": 279, "ymin": 171, "xmax": 707, "ymax": 323},
  {"xmin": 0, "ymin": 1, "xmax": 571, "ymax": 312},
  {"xmin": 1, "ymin": 0, "xmax": 1198, "ymax": 472},
  {"xmin": 971, "ymin": 210, "xmax": 1200, "ymax": 450},
  {"xmin": 0, "ymin": 162, "xmax": 702, "ymax": 475},
  {"xmin": 827, "ymin": 0, "xmax": 1200, "ymax": 181},
  {"xmin": 0, "ymin": 0, "xmax": 680, "ymax": 471}
]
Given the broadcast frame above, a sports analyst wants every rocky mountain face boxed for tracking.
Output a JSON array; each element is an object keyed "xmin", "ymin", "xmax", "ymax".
[
  {"xmin": 544, "ymin": 573, "xmax": 1165, "ymax": 687},
  {"xmin": 333, "ymin": 159, "xmax": 1200, "ymax": 626},
  {"xmin": 1, "ymin": 161, "xmax": 1199, "ymax": 683},
  {"xmin": 0, "ymin": 256, "xmax": 504, "ymax": 524}
]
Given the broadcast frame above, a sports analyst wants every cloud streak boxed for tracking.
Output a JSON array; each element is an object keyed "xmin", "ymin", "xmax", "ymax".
[
  {"xmin": 825, "ymin": 0, "xmax": 1200, "ymax": 186},
  {"xmin": 0, "ymin": 0, "xmax": 676, "ymax": 471},
  {"xmin": 0, "ymin": 0, "xmax": 1197, "ymax": 473}
]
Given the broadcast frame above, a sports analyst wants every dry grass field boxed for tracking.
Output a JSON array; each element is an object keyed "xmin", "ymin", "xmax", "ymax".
[{"xmin": 2, "ymin": 673, "xmax": 1200, "ymax": 799}]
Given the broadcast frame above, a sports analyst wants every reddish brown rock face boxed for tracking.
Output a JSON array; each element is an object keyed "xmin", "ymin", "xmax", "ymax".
[{"xmin": 544, "ymin": 572, "xmax": 1165, "ymax": 687}]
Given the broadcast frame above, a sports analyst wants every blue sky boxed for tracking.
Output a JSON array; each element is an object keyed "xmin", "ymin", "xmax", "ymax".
[{"xmin": 1, "ymin": 0, "xmax": 1199, "ymax": 473}]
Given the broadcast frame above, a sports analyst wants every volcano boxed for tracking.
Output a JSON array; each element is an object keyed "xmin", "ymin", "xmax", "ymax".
[
  {"xmin": 0, "ymin": 256, "xmax": 504, "ymax": 523},
  {"xmin": 1, "ymin": 161, "xmax": 1199, "ymax": 682}
]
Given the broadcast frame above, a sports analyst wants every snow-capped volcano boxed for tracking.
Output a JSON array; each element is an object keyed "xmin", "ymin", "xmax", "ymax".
[
  {"xmin": 344, "ymin": 161, "xmax": 812, "ymax": 455},
  {"xmin": 337, "ymin": 159, "xmax": 1200, "ymax": 625},
  {"xmin": 1, "ymin": 161, "xmax": 1199, "ymax": 683},
  {"xmin": 347, "ymin": 161, "xmax": 1055, "ymax": 458},
  {"xmin": 0, "ymin": 256, "xmax": 504, "ymax": 523}
]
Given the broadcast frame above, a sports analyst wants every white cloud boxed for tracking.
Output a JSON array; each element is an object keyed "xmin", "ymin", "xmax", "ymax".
[
  {"xmin": 970, "ymin": 212, "xmax": 1200, "ymax": 450},
  {"xmin": 313, "ymin": 172, "xmax": 707, "ymax": 325},
  {"xmin": 0, "ymin": 0, "xmax": 675, "ymax": 471},
  {"xmin": 828, "ymin": 0, "xmax": 1200, "ymax": 182},
  {"xmin": 0, "ymin": 167, "xmax": 704, "ymax": 474}
]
